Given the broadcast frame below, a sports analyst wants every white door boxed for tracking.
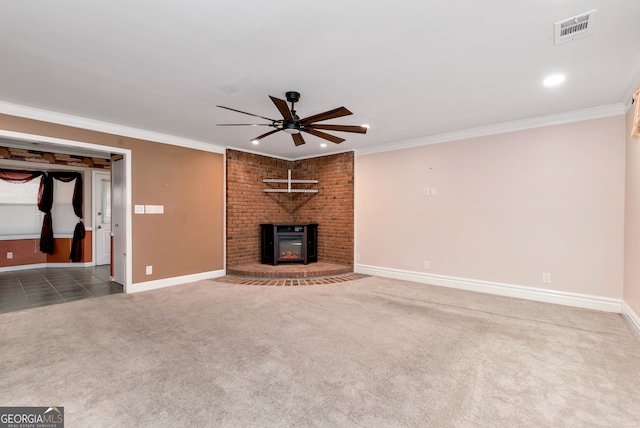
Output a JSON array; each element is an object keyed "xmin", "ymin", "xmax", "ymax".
[
  {"xmin": 93, "ymin": 171, "xmax": 111, "ymax": 265},
  {"xmin": 112, "ymin": 157, "xmax": 125, "ymax": 286}
]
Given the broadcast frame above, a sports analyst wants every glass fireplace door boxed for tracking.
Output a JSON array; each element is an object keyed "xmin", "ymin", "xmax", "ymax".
[{"xmin": 278, "ymin": 235, "xmax": 303, "ymax": 260}]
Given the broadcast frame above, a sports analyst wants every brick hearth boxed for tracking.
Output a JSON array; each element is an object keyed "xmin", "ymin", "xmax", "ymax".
[
  {"xmin": 214, "ymin": 272, "xmax": 367, "ymax": 286},
  {"xmin": 226, "ymin": 262, "xmax": 352, "ymax": 279}
]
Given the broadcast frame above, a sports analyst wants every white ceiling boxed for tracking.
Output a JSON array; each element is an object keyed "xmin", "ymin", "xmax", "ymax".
[{"xmin": 1, "ymin": 0, "xmax": 639, "ymax": 159}]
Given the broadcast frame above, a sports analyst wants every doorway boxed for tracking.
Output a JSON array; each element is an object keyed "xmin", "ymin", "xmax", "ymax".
[
  {"xmin": 0, "ymin": 129, "xmax": 132, "ymax": 291},
  {"xmin": 93, "ymin": 164, "xmax": 125, "ymax": 286}
]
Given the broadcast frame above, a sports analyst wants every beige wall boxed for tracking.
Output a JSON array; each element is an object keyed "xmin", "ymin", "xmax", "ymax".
[
  {"xmin": 0, "ymin": 114, "xmax": 225, "ymax": 284},
  {"xmin": 356, "ymin": 116, "xmax": 626, "ymax": 298},
  {"xmin": 128, "ymin": 140, "xmax": 224, "ymax": 283},
  {"xmin": 624, "ymin": 106, "xmax": 640, "ymax": 313}
]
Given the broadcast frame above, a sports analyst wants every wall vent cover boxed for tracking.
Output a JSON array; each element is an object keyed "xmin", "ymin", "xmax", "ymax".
[{"xmin": 555, "ymin": 9, "xmax": 596, "ymax": 45}]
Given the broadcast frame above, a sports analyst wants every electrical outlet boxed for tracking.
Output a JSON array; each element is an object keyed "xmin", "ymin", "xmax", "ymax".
[
  {"xmin": 542, "ymin": 272, "xmax": 551, "ymax": 284},
  {"xmin": 423, "ymin": 187, "xmax": 430, "ymax": 196},
  {"xmin": 356, "ymin": 253, "xmax": 360, "ymax": 262},
  {"xmin": 424, "ymin": 260, "xmax": 430, "ymax": 270},
  {"xmin": 146, "ymin": 265, "xmax": 153, "ymax": 275},
  {"xmin": 431, "ymin": 187, "xmax": 437, "ymax": 195},
  {"xmin": 7, "ymin": 252, "xmax": 13, "ymax": 259}
]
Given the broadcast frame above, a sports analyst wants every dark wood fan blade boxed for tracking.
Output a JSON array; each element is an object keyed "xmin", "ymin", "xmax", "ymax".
[
  {"xmin": 292, "ymin": 133, "xmax": 306, "ymax": 146},
  {"xmin": 307, "ymin": 124, "xmax": 367, "ymax": 134},
  {"xmin": 302, "ymin": 128, "xmax": 345, "ymax": 144},
  {"xmin": 217, "ymin": 105, "xmax": 276, "ymax": 122},
  {"xmin": 252, "ymin": 129, "xmax": 281, "ymax": 141},
  {"xmin": 300, "ymin": 107, "xmax": 352, "ymax": 124},
  {"xmin": 269, "ymin": 96, "xmax": 294, "ymax": 121},
  {"xmin": 217, "ymin": 123, "xmax": 273, "ymax": 126}
]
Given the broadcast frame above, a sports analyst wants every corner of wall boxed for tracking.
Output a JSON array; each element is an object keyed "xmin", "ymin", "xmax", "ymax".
[{"xmin": 622, "ymin": 301, "xmax": 640, "ymax": 339}]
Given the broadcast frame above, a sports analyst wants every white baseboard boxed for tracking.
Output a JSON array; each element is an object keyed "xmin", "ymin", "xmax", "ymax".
[
  {"xmin": 128, "ymin": 269, "xmax": 226, "ymax": 293},
  {"xmin": 45, "ymin": 262, "xmax": 94, "ymax": 268},
  {"xmin": 0, "ymin": 263, "xmax": 47, "ymax": 272},
  {"xmin": 355, "ymin": 264, "xmax": 622, "ymax": 313},
  {"xmin": 0, "ymin": 262, "xmax": 94, "ymax": 272},
  {"xmin": 622, "ymin": 301, "xmax": 640, "ymax": 338}
]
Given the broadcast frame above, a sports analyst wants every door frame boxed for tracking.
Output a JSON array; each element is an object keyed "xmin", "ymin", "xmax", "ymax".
[{"xmin": 0, "ymin": 129, "xmax": 133, "ymax": 292}]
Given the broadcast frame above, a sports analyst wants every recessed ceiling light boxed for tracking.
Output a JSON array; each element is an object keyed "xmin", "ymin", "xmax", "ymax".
[
  {"xmin": 320, "ymin": 143, "xmax": 327, "ymax": 148},
  {"xmin": 251, "ymin": 140, "xmax": 259, "ymax": 145},
  {"xmin": 543, "ymin": 74, "xmax": 566, "ymax": 87}
]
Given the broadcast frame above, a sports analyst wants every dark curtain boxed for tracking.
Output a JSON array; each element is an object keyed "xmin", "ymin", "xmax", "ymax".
[
  {"xmin": 38, "ymin": 172, "xmax": 84, "ymax": 260},
  {"xmin": 51, "ymin": 172, "xmax": 84, "ymax": 262},
  {"xmin": 70, "ymin": 221, "xmax": 86, "ymax": 263},
  {"xmin": 37, "ymin": 174, "xmax": 55, "ymax": 254},
  {"xmin": 0, "ymin": 168, "xmax": 43, "ymax": 183}
]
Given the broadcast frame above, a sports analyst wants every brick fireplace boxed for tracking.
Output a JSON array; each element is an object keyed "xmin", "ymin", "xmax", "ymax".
[{"xmin": 226, "ymin": 149, "xmax": 354, "ymax": 269}]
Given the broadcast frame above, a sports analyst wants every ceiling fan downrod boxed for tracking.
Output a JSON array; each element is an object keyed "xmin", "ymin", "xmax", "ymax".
[{"xmin": 286, "ymin": 91, "xmax": 301, "ymax": 121}]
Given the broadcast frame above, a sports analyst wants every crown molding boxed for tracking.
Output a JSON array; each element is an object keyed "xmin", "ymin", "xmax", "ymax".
[
  {"xmin": 0, "ymin": 100, "xmax": 226, "ymax": 154},
  {"xmin": 226, "ymin": 146, "xmax": 355, "ymax": 162},
  {"xmin": 225, "ymin": 146, "xmax": 297, "ymax": 161},
  {"xmin": 288, "ymin": 148, "xmax": 356, "ymax": 162},
  {"xmin": 1, "ymin": 99, "xmax": 627, "ymax": 159},
  {"xmin": 356, "ymin": 103, "xmax": 627, "ymax": 156}
]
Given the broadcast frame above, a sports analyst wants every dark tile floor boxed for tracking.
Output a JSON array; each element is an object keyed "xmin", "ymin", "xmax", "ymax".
[{"xmin": 0, "ymin": 265, "xmax": 122, "ymax": 314}]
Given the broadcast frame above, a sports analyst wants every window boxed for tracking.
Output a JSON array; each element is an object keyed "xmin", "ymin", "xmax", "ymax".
[
  {"xmin": 0, "ymin": 174, "xmax": 81, "ymax": 237},
  {"xmin": 100, "ymin": 178, "xmax": 111, "ymax": 224},
  {"xmin": 0, "ymin": 178, "xmax": 42, "ymax": 236},
  {"xmin": 52, "ymin": 179, "xmax": 77, "ymax": 235}
]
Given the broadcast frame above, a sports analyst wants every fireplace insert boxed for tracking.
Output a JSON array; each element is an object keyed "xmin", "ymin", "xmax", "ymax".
[{"xmin": 261, "ymin": 224, "xmax": 318, "ymax": 265}]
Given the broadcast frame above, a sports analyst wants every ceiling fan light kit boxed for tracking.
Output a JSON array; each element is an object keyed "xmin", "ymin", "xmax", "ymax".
[
  {"xmin": 283, "ymin": 122, "xmax": 300, "ymax": 134},
  {"xmin": 217, "ymin": 91, "xmax": 367, "ymax": 146}
]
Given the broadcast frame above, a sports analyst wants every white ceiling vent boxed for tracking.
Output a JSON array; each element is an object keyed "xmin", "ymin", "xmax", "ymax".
[{"xmin": 555, "ymin": 9, "xmax": 596, "ymax": 45}]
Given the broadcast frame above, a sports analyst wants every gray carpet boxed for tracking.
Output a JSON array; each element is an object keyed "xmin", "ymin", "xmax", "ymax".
[{"xmin": 1, "ymin": 276, "xmax": 639, "ymax": 427}]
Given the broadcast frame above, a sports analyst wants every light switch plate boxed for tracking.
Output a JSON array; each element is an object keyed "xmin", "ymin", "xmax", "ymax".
[{"xmin": 145, "ymin": 205, "xmax": 165, "ymax": 214}]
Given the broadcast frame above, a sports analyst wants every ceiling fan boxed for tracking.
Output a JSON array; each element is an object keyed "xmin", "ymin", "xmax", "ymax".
[{"xmin": 216, "ymin": 91, "xmax": 367, "ymax": 146}]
